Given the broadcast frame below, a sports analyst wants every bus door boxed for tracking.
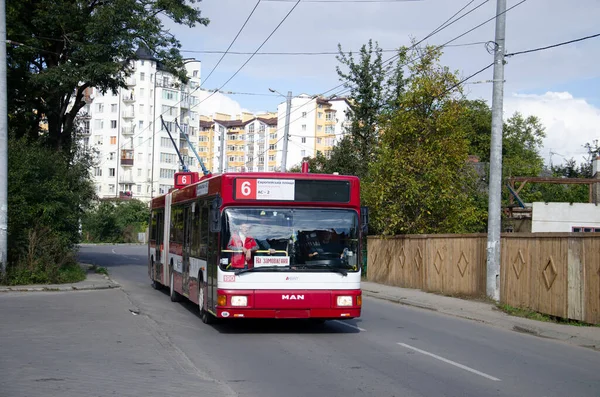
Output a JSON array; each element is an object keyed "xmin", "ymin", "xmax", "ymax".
[
  {"xmin": 207, "ymin": 196, "xmax": 221, "ymax": 312},
  {"xmin": 155, "ymin": 211, "xmax": 163, "ymax": 264},
  {"xmin": 182, "ymin": 205, "xmax": 192, "ymax": 296}
]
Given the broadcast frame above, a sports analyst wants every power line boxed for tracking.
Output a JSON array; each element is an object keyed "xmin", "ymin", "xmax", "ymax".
[
  {"xmin": 261, "ymin": 0, "xmax": 421, "ymax": 2},
  {"xmin": 180, "ymin": 42, "xmax": 486, "ymax": 56},
  {"xmin": 97, "ymin": 0, "xmax": 302, "ymax": 170},
  {"xmin": 201, "ymin": 0, "xmax": 261, "ymax": 87},
  {"xmin": 505, "ymin": 32, "xmax": 600, "ymax": 57}
]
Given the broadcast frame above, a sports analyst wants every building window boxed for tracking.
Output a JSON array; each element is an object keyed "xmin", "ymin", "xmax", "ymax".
[
  {"xmin": 109, "ymin": 136, "xmax": 116, "ymax": 145},
  {"xmin": 137, "ymin": 185, "xmax": 142, "ymax": 194},
  {"xmin": 94, "ymin": 119, "xmax": 104, "ymax": 130},
  {"xmin": 301, "ymin": 125, "xmax": 306, "ymax": 131},
  {"xmin": 302, "ymin": 112, "xmax": 307, "ymax": 118},
  {"xmin": 111, "ymin": 120, "xmax": 117, "ymax": 129},
  {"xmin": 140, "ymin": 88, "xmax": 145, "ymax": 96},
  {"xmin": 269, "ymin": 144, "xmax": 275, "ymax": 150},
  {"xmin": 269, "ymin": 155, "xmax": 275, "ymax": 161},
  {"xmin": 111, "ymin": 104, "xmax": 117, "ymax": 113},
  {"xmin": 318, "ymin": 112, "xmax": 323, "ymax": 119},
  {"xmin": 248, "ymin": 124, "xmax": 255, "ymax": 133},
  {"xmin": 301, "ymin": 150, "xmax": 306, "ymax": 157},
  {"xmin": 109, "ymin": 168, "xmax": 115, "ymax": 177},
  {"xmin": 94, "ymin": 167, "xmax": 102, "ymax": 176},
  {"xmin": 160, "ymin": 168, "xmax": 176, "ymax": 179},
  {"xmin": 137, "ymin": 168, "xmax": 142, "ymax": 177},
  {"xmin": 229, "ymin": 156, "xmax": 235, "ymax": 162},
  {"xmin": 140, "ymin": 72, "xmax": 145, "ymax": 81},
  {"xmin": 317, "ymin": 125, "xmax": 323, "ymax": 132},
  {"xmin": 317, "ymin": 138, "xmax": 322, "ymax": 144},
  {"xmin": 109, "ymin": 184, "xmax": 115, "ymax": 193},
  {"xmin": 301, "ymin": 137, "xmax": 306, "ymax": 144},
  {"xmin": 97, "ymin": 103, "xmax": 104, "ymax": 113},
  {"xmin": 193, "ymin": 70, "xmax": 199, "ymax": 77}
]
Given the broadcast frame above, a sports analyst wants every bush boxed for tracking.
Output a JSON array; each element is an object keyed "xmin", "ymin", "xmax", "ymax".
[
  {"xmin": 2, "ymin": 137, "xmax": 95, "ymax": 285},
  {"xmin": 82, "ymin": 199, "xmax": 149, "ymax": 243}
]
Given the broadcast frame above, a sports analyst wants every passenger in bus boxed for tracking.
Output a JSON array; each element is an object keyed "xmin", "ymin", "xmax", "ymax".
[{"xmin": 227, "ymin": 223, "xmax": 259, "ymax": 269}]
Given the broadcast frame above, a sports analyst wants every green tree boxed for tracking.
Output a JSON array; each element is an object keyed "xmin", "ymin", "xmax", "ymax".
[
  {"xmin": 289, "ymin": 135, "xmax": 361, "ymax": 176},
  {"xmin": 82, "ymin": 199, "xmax": 149, "ymax": 243},
  {"xmin": 8, "ymin": 0, "xmax": 209, "ymax": 153},
  {"xmin": 3, "ymin": 136, "xmax": 95, "ymax": 284},
  {"xmin": 363, "ymin": 46, "xmax": 486, "ymax": 235},
  {"xmin": 336, "ymin": 40, "xmax": 406, "ymax": 177}
]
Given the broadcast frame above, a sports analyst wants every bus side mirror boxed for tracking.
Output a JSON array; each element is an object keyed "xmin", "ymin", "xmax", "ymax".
[
  {"xmin": 210, "ymin": 196, "xmax": 222, "ymax": 233},
  {"xmin": 360, "ymin": 206, "xmax": 369, "ymax": 235}
]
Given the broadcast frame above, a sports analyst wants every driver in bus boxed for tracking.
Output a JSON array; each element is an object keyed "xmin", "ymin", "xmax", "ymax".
[
  {"xmin": 308, "ymin": 230, "xmax": 343, "ymax": 259},
  {"xmin": 227, "ymin": 223, "xmax": 259, "ymax": 269}
]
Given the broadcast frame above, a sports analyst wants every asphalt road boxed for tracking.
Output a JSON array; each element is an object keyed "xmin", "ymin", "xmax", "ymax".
[{"xmin": 76, "ymin": 244, "xmax": 600, "ymax": 397}]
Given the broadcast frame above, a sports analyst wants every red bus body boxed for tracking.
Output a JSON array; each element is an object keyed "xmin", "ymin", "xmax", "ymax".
[{"xmin": 148, "ymin": 172, "xmax": 363, "ymax": 322}]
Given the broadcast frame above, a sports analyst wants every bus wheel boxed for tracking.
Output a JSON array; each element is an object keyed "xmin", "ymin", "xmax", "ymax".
[
  {"xmin": 198, "ymin": 281, "xmax": 214, "ymax": 325},
  {"xmin": 150, "ymin": 261, "xmax": 159, "ymax": 290},
  {"xmin": 169, "ymin": 270, "xmax": 181, "ymax": 302}
]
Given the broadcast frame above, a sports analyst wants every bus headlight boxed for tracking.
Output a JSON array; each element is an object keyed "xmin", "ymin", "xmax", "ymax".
[
  {"xmin": 337, "ymin": 296, "xmax": 353, "ymax": 306},
  {"xmin": 231, "ymin": 296, "xmax": 248, "ymax": 307}
]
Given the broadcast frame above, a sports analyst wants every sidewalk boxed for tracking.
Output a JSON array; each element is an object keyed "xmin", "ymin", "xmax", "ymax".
[
  {"xmin": 0, "ymin": 264, "xmax": 120, "ymax": 292},
  {"xmin": 362, "ymin": 281, "xmax": 600, "ymax": 351}
]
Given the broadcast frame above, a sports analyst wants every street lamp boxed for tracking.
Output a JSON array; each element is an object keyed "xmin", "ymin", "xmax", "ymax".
[{"xmin": 269, "ymin": 88, "xmax": 292, "ymax": 172}]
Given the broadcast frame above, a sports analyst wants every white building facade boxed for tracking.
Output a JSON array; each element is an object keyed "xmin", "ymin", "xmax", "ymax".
[
  {"xmin": 79, "ymin": 48, "xmax": 202, "ymax": 201},
  {"xmin": 276, "ymin": 94, "xmax": 352, "ymax": 170}
]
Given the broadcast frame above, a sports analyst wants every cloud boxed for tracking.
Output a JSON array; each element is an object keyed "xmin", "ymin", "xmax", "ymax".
[
  {"xmin": 196, "ymin": 90, "xmax": 246, "ymax": 117},
  {"xmin": 504, "ymin": 92, "xmax": 600, "ymax": 165}
]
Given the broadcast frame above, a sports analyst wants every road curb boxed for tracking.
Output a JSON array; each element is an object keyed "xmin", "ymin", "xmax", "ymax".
[
  {"xmin": 363, "ymin": 289, "xmax": 600, "ymax": 351},
  {"xmin": 0, "ymin": 283, "xmax": 121, "ymax": 292},
  {"xmin": 362, "ymin": 289, "xmax": 438, "ymax": 312}
]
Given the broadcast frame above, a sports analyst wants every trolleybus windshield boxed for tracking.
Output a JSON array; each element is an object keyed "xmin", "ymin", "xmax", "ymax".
[{"xmin": 220, "ymin": 208, "xmax": 359, "ymax": 273}]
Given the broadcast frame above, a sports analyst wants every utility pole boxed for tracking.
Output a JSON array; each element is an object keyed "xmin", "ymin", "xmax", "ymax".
[
  {"xmin": 486, "ymin": 0, "xmax": 506, "ymax": 301},
  {"xmin": 0, "ymin": 0, "xmax": 8, "ymax": 276},
  {"xmin": 280, "ymin": 91, "xmax": 292, "ymax": 172}
]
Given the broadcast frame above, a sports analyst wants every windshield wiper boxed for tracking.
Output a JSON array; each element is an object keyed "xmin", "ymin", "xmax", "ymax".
[
  {"xmin": 305, "ymin": 264, "xmax": 348, "ymax": 276},
  {"xmin": 234, "ymin": 266, "xmax": 289, "ymax": 276}
]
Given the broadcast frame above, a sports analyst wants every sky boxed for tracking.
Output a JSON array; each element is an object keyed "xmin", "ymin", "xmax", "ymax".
[{"xmin": 163, "ymin": 0, "xmax": 600, "ymax": 166}]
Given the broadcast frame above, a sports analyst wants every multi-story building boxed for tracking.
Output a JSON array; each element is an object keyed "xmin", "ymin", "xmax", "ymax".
[
  {"xmin": 78, "ymin": 47, "xmax": 202, "ymax": 201},
  {"xmin": 198, "ymin": 112, "xmax": 279, "ymax": 173},
  {"xmin": 276, "ymin": 94, "xmax": 352, "ymax": 169}
]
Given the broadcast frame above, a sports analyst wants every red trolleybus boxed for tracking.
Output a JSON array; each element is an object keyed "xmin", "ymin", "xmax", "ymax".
[{"xmin": 148, "ymin": 172, "xmax": 365, "ymax": 324}]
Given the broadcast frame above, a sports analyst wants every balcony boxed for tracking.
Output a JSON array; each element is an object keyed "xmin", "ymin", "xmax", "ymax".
[
  {"xmin": 122, "ymin": 93, "xmax": 135, "ymax": 103},
  {"xmin": 121, "ymin": 149, "xmax": 134, "ymax": 166},
  {"xmin": 122, "ymin": 110, "xmax": 135, "ymax": 119},
  {"xmin": 122, "ymin": 126, "xmax": 135, "ymax": 135},
  {"xmin": 125, "ymin": 77, "xmax": 136, "ymax": 86}
]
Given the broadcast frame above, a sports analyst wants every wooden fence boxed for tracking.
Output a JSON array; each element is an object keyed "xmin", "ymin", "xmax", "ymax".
[{"xmin": 367, "ymin": 233, "xmax": 600, "ymax": 324}]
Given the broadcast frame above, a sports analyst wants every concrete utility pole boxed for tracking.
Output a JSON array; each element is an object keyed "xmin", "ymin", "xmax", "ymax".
[
  {"xmin": 0, "ymin": 0, "xmax": 8, "ymax": 275},
  {"xmin": 280, "ymin": 91, "xmax": 292, "ymax": 172},
  {"xmin": 486, "ymin": 0, "xmax": 507, "ymax": 301}
]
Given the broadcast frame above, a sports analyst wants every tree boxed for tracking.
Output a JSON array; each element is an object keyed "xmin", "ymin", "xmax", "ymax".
[
  {"xmin": 289, "ymin": 135, "xmax": 361, "ymax": 176},
  {"xmin": 363, "ymin": 46, "xmax": 486, "ymax": 235},
  {"xmin": 82, "ymin": 199, "xmax": 149, "ymax": 243},
  {"xmin": 3, "ymin": 136, "xmax": 96, "ymax": 284},
  {"xmin": 336, "ymin": 40, "xmax": 406, "ymax": 177},
  {"xmin": 7, "ymin": 0, "xmax": 209, "ymax": 153}
]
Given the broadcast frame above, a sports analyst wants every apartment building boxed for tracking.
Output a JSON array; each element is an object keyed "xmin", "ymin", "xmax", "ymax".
[
  {"xmin": 198, "ymin": 112, "xmax": 279, "ymax": 173},
  {"xmin": 79, "ymin": 47, "xmax": 202, "ymax": 201},
  {"xmin": 276, "ymin": 94, "xmax": 352, "ymax": 169}
]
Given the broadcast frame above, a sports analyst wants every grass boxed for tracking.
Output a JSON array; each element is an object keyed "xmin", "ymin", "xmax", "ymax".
[
  {"xmin": 1, "ymin": 262, "xmax": 86, "ymax": 286},
  {"xmin": 90, "ymin": 265, "xmax": 109, "ymax": 276},
  {"xmin": 497, "ymin": 303, "xmax": 598, "ymax": 327}
]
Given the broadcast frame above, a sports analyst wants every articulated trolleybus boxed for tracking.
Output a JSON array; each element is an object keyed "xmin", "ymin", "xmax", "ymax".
[{"xmin": 148, "ymin": 171, "xmax": 365, "ymax": 324}]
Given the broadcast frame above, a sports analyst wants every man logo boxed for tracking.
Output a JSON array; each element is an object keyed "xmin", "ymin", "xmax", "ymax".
[{"xmin": 282, "ymin": 294, "xmax": 304, "ymax": 300}]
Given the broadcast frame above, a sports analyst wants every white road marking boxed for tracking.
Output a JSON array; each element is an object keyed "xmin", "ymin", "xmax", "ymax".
[
  {"xmin": 332, "ymin": 320, "xmax": 366, "ymax": 332},
  {"xmin": 397, "ymin": 343, "xmax": 501, "ymax": 381}
]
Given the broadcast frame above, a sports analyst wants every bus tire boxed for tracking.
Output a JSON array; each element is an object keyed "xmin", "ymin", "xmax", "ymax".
[
  {"xmin": 150, "ymin": 260, "xmax": 159, "ymax": 290},
  {"xmin": 169, "ymin": 269, "xmax": 181, "ymax": 302},
  {"xmin": 198, "ymin": 280, "xmax": 214, "ymax": 325}
]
